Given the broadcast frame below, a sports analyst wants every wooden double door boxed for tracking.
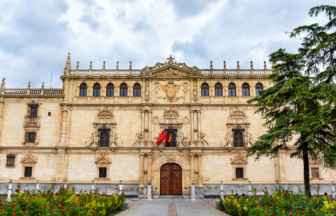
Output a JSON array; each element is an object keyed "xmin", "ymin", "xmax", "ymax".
[{"xmin": 160, "ymin": 163, "xmax": 182, "ymax": 195}]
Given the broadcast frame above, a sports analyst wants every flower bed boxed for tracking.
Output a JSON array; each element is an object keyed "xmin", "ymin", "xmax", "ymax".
[
  {"xmin": 0, "ymin": 184, "xmax": 126, "ymax": 216},
  {"xmin": 216, "ymin": 187, "xmax": 336, "ymax": 216}
]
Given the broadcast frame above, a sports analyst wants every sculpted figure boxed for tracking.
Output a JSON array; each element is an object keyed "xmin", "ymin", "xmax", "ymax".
[
  {"xmin": 133, "ymin": 133, "xmax": 143, "ymax": 146},
  {"xmin": 224, "ymin": 134, "xmax": 229, "ymax": 146},
  {"xmin": 87, "ymin": 133, "xmax": 95, "ymax": 147},
  {"xmin": 200, "ymin": 132, "xmax": 209, "ymax": 145}
]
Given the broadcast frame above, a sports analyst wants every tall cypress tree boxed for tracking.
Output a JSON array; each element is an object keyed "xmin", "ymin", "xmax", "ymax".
[{"xmin": 247, "ymin": 6, "xmax": 336, "ymax": 196}]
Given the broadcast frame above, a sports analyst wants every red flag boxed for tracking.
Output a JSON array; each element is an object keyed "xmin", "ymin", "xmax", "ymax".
[{"xmin": 156, "ymin": 130, "xmax": 166, "ymax": 146}]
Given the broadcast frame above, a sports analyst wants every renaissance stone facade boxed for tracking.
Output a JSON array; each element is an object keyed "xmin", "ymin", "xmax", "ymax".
[{"xmin": 0, "ymin": 55, "xmax": 335, "ymax": 197}]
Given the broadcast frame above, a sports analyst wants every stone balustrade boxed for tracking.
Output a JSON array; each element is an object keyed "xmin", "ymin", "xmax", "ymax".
[{"xmin": 3, "ymin": 88, "xmax": 63, "ymax": 96}]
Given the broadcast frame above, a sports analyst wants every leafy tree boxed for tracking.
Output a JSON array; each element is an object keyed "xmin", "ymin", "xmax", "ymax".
[{"xmin": 247, "ymin": 5, "xmax": 336, "ymax": 197}]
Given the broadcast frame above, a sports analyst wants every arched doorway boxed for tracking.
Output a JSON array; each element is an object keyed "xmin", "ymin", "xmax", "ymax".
[{"xmin": 160, "ymin": 163, "xmax": 182, "ymax": 195}]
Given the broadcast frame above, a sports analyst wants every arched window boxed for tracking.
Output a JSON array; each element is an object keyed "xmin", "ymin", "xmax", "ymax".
[
  {"xmin": 80, "ymin": 83, "xmax": 87, "ymax": 96},
  {"xmin": 201, "ymin": 83, "xmax": 209, "ymax": 96},
  {"xmin": 215, "ymin": 83, "xmax": 222, "ymax": 96},
  {"xmin": 242, "ymin": 83, "xmax": 250, "ymax": 96},
  {"xmin": 99, "ymin": 131, "xmax": 109, "ymax": 147},
  {"xmin": 234, "ymin": 131, "xmax": 244, "ymax": 147},
  {"xmin": 93, "ymin": 83, "xmax": 101, "ymax": 97},
  {"xmin": 120, "ymin": 83, "xmax": 128, "ymax": 97},
  {"xmin": 133, "ymin": 83, "xmax": 141, "ymax": 97},
  {"xmin": 228, "ymin": 83, "xmax": 236, "ymax": 96},
  {"xmin": 256, "ymin": 83, "xmax": 263, "ymax": 96},
  {"xmin": 106, "ymin": 83, "xmax": 114, "ymax": 96}
]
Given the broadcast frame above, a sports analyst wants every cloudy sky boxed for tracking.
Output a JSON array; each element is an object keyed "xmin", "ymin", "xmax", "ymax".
[{"xmin": 0, "ymin": 0, "xmax": 334, "ymax": 88}]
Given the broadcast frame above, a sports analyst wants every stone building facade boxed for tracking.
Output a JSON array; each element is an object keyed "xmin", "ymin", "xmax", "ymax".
[{"xmin": 0, "ymin": 54, "xmax": 335, "ymax": 197}]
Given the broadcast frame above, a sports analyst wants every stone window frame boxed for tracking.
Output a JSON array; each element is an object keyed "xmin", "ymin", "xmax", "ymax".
[
  {"xmin": 309, "ymin": 163, "xmax": 324, "ymax": 180},
  {"xmin": 20, "ymin": 164, "xmax": 36, "ymax": 179},
  {"xmin": 23, "ymin": 130, "xmax": 39, "ymax": 145},
  {"xmin": 95, "ymin": 164, "xmax": 111, "ymax": 180},
  {"xmin": 232, "ymin": 164, "xmax": 248, "ymax": 181},
  {"xmin": 5, "ymin": 153, "xmax": 16, "ymax": 168},
  {"xmin": 215, "ymin": 82, "xmax": 223, "ymax": 96}
]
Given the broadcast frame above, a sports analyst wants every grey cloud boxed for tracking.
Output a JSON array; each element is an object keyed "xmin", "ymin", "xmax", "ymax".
[{"xmin": 169, "ymin": 0, "xmax": 220, "ymax": 18}]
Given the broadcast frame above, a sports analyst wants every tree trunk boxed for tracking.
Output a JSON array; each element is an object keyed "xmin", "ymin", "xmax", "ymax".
[{"xmin": 302, "ymin": 141, "xmax": 311, "ymax": 197}]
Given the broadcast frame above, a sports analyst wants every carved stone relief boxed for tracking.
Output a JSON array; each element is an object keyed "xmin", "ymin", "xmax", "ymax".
[
  {"xmin": 95, "ymin": 154, "xmax": 112, "ymax": 164},
  {"xmin": 231, "ymin": 153, "xmax": 248, "ymax": 164},
  {"xmin": 21, "ymin": 154, "xmax": 38, "ymax": 164},
  {"xmin": 160, "ymin": 81, "xmax": 181, "ymax": 102}
]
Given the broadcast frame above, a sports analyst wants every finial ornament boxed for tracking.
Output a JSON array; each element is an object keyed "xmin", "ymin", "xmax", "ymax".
[
  {"xmin": 264, "ymin": 61, "xmax": 267, "ymax": 69},
  {"xmin": 1, "ymin": 78, "xmax": 5, "ymax": 89},
  {"xmin": 116, "ymin": 61, "xmax": 119, "ymax": 69},
  {"xmin": 28, "ymin": 82, "xmax": 31, "ymax": 89},
  {"xmin": 42, "ymin": 82, "xmax": 44, "ymax": 89},
  {"xmin": 166, "ymin": 55, "xmax": 175, "ymax": 64},
  {"xmin": 223, "ymin": 61, "xmax": 226, "ymax": 69},
  {"xmin": 103, "ymin": 61, "xmax": 106, "ymax": 70},
  {"xmin": 129, "ymin": 61, "xmax": 132, "ymax": 70},
  {"xmin": 237, "ymin": 61, "xmax": 240, "ymax": 69},
  {"xmin": 210, "ymin": 61, "xmax": 213, "ymax": 69},
  {"xmin": 250, "ymin": 61, "xmax": 253, "ymax": 69},
  {"xmin": 90, "ymin": 61, "xmax": 92, "ymax": 69},
  {"xmin": 76, "ymin": 61, "xmax": 79, "ymax": 69}
]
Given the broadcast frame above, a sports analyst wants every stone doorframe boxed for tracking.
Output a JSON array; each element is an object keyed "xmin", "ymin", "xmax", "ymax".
[{"xmin": 151, "ymin": 154, "xmax": 190, "ymax": 197}]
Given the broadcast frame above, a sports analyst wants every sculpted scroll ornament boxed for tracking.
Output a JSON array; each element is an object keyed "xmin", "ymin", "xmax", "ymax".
[
  {"xmin": 21, "ymin": 155, "xmax": 38, "ymax": 164},
  {"xmin": 231, "ymin": 153, "xmax": 248, "ymax": 164},
  {"xmin": 160, "ymin": 81, "xmax": 181, "ymax": 102}
]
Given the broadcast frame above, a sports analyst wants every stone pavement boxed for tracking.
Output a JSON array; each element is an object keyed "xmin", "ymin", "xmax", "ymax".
[{"xmin": 117, "ymin": 198, "xmax": 230, "ymax": 216}]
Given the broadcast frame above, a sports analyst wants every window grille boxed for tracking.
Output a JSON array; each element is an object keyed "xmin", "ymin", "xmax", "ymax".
[
  {"xmin": 27, "ymin": 132, "xmax": 36, "ymax": 142},
  {"xmin": 99, "ymin": 167, "xmax": 107, "ymax": 178},
  {"xmin": 6, "ymin": 154, "xmax": 15, "ymax": 166},
  {"xmin": 30, "ymin": 107, "xmax": 38, "ymax": 117},
  {"xmin": 236, "ymin": 168, "xmax": 244, "ymax": 178},
  {"xmin": 311, "ymin": 168, "xmax": 319, "ymax": 178},
  {"xmin": 234, "ymin": 131, "xmax": 244, "ymax": 147},
  {"xmin": 24, "ymin": 167, "xmax": 32, "ymax": 177}
]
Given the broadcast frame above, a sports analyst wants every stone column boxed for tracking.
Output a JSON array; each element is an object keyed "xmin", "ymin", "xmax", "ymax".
[
  {"xmin": 147, "ymin": 154, "xmax": 152, "ymax": 184},
  {"xmin": 59, "ymin": 106, "xmax": 68, "ymax": 146},
  {"xmin": 198, "ymin": 154, "xmax": 203, "ymax": 186},
  {"xmin": 141, "ymin": 110, "xmax": 145, "ymax": 146},
  {"xmin": 148, "ymin": 111, "xmax": 152, "ymax": 145},
  {"xmin": 190, "ymin": 154, "xmax": 195, "ymax": 184},
  {"xmin": 197, "ymin": 111, "xmax": 201, "ymax": 145},
  {"xmin": 190, "ymin": 78, "xmax": 193, "ymax": 102},
  {"xmin": 197, "ymin": 78, "xmax": 200, "ymax": 103},
  {"xmin": 139, "ymin": 153, "xmax": 144, "ymax": 186},
  {"xmin": 190, "ymin": 111, "xmax": 194, "ymax": 146},
  {"xmin": 56, "ymin": 148, "xmax": 65, "ymax": 181},
  {"xmin": 0, "ymin": 96, "xmax": 4, "ymax": 144}
]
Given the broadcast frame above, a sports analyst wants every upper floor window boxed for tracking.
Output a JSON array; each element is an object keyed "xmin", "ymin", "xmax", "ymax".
[
  {"xmin": 27, "ymin": 132, "xmax": 36, "ymax": 142},
  {"xmin": 93, "ymin": 83, "xmax": 101, "ymax": 97},
  {"xmin": 120, "ymin": 83, "xmax": 128, "ymax": 97},
  {"xmin": 242, "ymin": 83, "xmax": 250, "ymax": 96},
  {"xmin": 133, "ymin": 83, "xmax": 141, "ymax": 97},
  {"xmin": 30, "ymin": 106, "xmax": 38, "ymax": 117},
  {"xmin": 215, "ymin": 83, "xmax": 222, "ymax": 96},
  {"xmin": 80, "ymin": 83, "xmax": 87, "ymax": 96},
  {"xmin": 6, "ymin": 154, "xmax": 15, "ymax": 167},
  {"xmin": 256, "ymin": 83, "xmax": 263, "ymax": 96},
  {"xmin": 106, "ymin": 83, "xmax": 114, "ymax": 97},
  {"xmin": 228, "ymin": 83, "xmax": 236, "ymax": 96},
  {"xmin": 99, "ymin": 131, "xmax": 109, "ymax": 147},
  {"xmin": 201, "ymin": 83, "xmax": 209, "ymax": 96},
  {"xmin": 234, "ymin": 131, "xmax": 244, "ymax": 147}
]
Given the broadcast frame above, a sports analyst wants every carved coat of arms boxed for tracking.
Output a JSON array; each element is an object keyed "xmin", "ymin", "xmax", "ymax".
[{"xmin": 161, "ymin": 81, "xmax": 181, "ymax": 102}]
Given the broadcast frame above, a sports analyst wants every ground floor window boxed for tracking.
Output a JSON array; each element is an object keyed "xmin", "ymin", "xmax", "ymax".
[
  {"xmin": 99, "ymin": 167, "xmax": 107, "ymax": 178},
  {"xmin": 24, "ymin": 167, "xmax": 32, "ymax": 177},
  {"xmin": 236, "ymin": 168, "xmax": 244, "ymax": 178},
  {"xmin": 311, "ymin": 167, "xmax": 319, "ymax": 178}
]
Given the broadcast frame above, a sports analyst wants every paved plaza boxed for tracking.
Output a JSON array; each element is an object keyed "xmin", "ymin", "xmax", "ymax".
[{"xmin": 117, "ymin": 198, "xmax": 230, "ymax": 216}]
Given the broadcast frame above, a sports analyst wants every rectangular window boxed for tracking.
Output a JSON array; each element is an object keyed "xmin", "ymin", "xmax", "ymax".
[
  {"xmin": 99, "ymin": 167, "xmax": 107, "ymax": 178},
  {"xmin": 30, "ymin": 107, "xmax": 38, "ymax": 117},
  {"xmin": 24, "ymin": 167, "xmax": 32, "ymax": 177},
  {"xmin": 311, "ymin": 168, "xmax": 319, "ymax": 178},
  {"xmin": 236, "ymin": 168, "xmax": 244, "ymax": 178},
  {"xmin": 27, "ymin": 132, "xmax": 36, "ymax": 142},
  {"xmin": 48, "ymin": 112, "xmax": 51, "ymax": 116}
]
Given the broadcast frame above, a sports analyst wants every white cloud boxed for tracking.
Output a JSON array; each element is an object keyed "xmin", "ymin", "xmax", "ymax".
[{"xmin": 0, "ymin": 0, "xmax": 334, "ymax": 88}]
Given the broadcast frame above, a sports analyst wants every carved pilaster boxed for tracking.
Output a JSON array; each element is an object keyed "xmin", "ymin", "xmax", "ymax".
[
  {"xmin": 139, "ymin": 153, "xmax": 145, "ymax": 186},
  {"xmin": 59, "ymin": 106, "xmax": 68, "ymax": 146}
]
